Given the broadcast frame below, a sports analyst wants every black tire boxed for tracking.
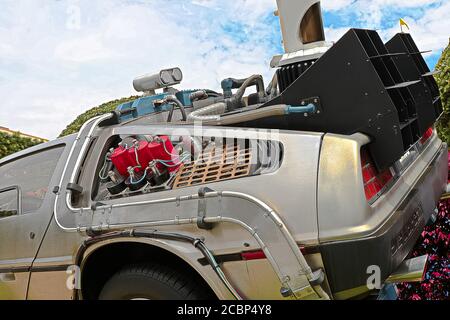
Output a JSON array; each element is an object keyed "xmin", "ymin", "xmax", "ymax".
[{"xmin": 99, "ymin": 263, "xmax": 213, "ymax": 300}]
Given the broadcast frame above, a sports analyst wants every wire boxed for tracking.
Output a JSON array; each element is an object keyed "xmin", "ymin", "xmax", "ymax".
[
  {"xmin": 161, "ymin": 137, "xmax": 183, "ymax": 158},
  {"xmin": 134, "ymin": 146, "xmax": 142, "ymax": 169},
  {"xmin": 130, "ymin": 167, "xmax": 149, "ymax": 185},
  {"xmin": 157, "ymin": 151, "xmax": 191, "ymax": 163},
  {"xmin": 98, "ymin": 155, "xmax": 111, "ymax": 180},
  {"xmin": 157, "ymin": 152, "xmax": 191, "ymax": 167}
]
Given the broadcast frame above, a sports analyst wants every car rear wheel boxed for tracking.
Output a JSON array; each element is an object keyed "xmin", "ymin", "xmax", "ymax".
[{"xmin": 99, "ymin": 263, "xmax": 213, "ymax": 300}]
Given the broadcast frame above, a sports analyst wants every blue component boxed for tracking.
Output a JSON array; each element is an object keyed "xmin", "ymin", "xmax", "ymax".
[
  {"xmin": 221, "ymin": 79, "xmax": 234, "ymax": 98},
  {"xmin": 116, "ymin": 90, "xmax": 200, "ymax": 122},
  {"xmin": 377, "ymin": 284, "xmax": 399, "ymax": 300},
  {"xmin": 285, "ymin": 104, "xmax": 317, "ymax": 114},
  {"xmin": 176, "ymin": 90, "xmax": 196, "ymax": 106}
]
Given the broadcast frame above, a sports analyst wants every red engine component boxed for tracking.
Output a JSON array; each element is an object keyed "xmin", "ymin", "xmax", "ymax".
[
  {"xmin": 146, "ymin": 136, "xmax": 180, "ymax": 173},
  {"xmin": 110, "ymin": 145, "xmax": 135, "ymax": 176},
  {"xmin": 130, "ymin": 141, "xmax": 151, "ymax": 172},
  {"xmin": 111, "ymin": 136, "xmax": 181, "ymax": 177}
]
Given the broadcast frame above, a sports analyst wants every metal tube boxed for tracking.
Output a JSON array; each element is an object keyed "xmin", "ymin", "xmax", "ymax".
[
  {"xmin": 54, "ymin": 113, "xmax": 114, "ymax": 232},
  {"xmin": 204, "ymin": 216, "xmax": 284, "ymax": 280},
  {"xmin": 68, "ymin": 113, "xmax": 114, "ymax": 184},
  {"xmin": 227, "ymin": 75, "xmax": 265, "ymax": 110},
  {"xmin": 195, "ymin": 104, "xmax": 288, "ymax": 125},
  {"xmin": 165, "ymin": 95, "xmax": 187, "ymax": 122},
  {"xmin": 187, "ymin": 102, "xmax": 227, "ymax": 122},
  {"xmin": 213, "ymin": 192, "xmax": 314, "ymax": 278},
  {"xmin": 83, "ymin": 190, "xmax": 313, "ymax": 279},
  {"xmin": 53, "ymin": 115, "xmax": 103, "ymax": 232}
]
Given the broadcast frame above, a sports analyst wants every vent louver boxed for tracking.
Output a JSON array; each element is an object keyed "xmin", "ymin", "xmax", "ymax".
[{"xmin": 236, "ymin": 29, "xmax": 441, "ymax": 171}]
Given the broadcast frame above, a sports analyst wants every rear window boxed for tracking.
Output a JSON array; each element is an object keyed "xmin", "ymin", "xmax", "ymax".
[{"xmin": 0, "ymin": 146, "xmax": 64, "ymax": 214}]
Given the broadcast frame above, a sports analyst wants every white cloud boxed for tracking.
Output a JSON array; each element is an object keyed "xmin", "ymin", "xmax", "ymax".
[
  {"xmin": 0, "ymin": 0, "xmax": 280, "ymax": 138},
  {"xmin": 0, "ymin": 0, "xmax": 448, "ymax": 140},
  {"xmin": 54, "ymin": 35, "xmax": 116, "ymax": 62},
  {"xmin": 324, "ymin": 27, "xmax": 349, "ymax": 43},
  {"xmin": 322, "ymin": 0, "xmax": 441, "ymax": 11},
  {"xmin": 322, "ymin": 0, "xmax": 354, "ymax": 11},
  {"xmin": 323, "ymin": 0, "xmax": 449, "ymax": 56},
  {"xmin": 380, "ymin": 0, "xmax": 450, "ymax": 53}
]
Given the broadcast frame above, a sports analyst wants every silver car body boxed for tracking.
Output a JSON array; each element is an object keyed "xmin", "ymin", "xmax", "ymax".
[{"xmin": 0, "ymin": 114, "xmax": 447, "ymax": 300}]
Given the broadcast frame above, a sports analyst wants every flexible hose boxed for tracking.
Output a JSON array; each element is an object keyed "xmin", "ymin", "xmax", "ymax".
[
  {"xmin": 193, "ymin": 104, "xmax": 287, "ymax": 125},
  {"xmin": 266, "ymin": 74, "xmax": 279, "ymax": 98},
  {"xmin": 227, "ymin": 74, "xmax": 264, "ymax": 110},
  {"xmin": 165, "ymin": 95, "xmax": 187, "ymax": 122},
  {"xmin": 190, "ymin": 90, "xmax": 208, "ymax": 101},
  {"xmin": 98, "ymin": 154, "xmax": 112, "ymax": 180},
  {"xmin": 187, "ymin": 102, "xmax": 227, "ymax": 122},
  {"xmin": 187, "ymin": 75, "xmax": 265, "ymax": 122}
]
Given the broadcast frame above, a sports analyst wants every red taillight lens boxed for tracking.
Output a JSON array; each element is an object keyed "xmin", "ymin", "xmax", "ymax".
[
  {"xmin": 241, "ymin": 251, "xmax": 266, "ymax": 261},
  {"xmin": 361, "ymin": 149, "xmax": 393, "ymax": 202},
  {"xmin": 420, "ymin": 127, "xmax": 434, "ymax": 144},
  {"xmin": 241, "ymin": 247, "xmax": 308, "ymax": 261}
]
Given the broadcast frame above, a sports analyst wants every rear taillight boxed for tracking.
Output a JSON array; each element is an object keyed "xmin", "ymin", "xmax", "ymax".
[
  {"xmin": 361, "ymin": 148, "xmax": 394, "ymax": 202},
  {"xmin": 241, "ymin": 247, "xmax": 308, "ymax": 261},
  {"xmin": 420, "ymin": 127, "xmax": 434, "ymax": 145}
]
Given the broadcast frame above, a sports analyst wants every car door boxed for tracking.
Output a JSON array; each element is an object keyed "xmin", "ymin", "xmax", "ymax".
[{"xmin": 0, "ymin": 145, "xmax": 65, "ymax": 300}]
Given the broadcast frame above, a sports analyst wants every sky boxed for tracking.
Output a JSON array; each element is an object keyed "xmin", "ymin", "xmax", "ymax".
[{"xmin": 0, "ymin": 0, "xmax": 449, "ymax": 139}]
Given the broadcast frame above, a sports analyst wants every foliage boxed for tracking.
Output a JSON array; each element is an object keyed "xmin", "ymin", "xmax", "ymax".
[
  {"xmin": 436, "ymin": 41, "xmax": 450, "ymax": 144},
  {"xmin": 58, "ymin": 96, "xmax": 139, "ymax": 137},
  {"xmin": 0, "ymin": 132, "xmax": 44, "ymax": 159},
  {"xmin": 397, "ymin": 197, "xmax": 450, "ymax": 300}
]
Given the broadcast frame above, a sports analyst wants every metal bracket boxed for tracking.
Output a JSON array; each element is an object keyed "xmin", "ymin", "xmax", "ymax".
[
  {"xmin": 280, "ymin": 284, "xmax": 316, "ymax": 299},
  {"xmin": 310, "ymin": 268, "xmax": 325, "ymax": 286},
  {"xmin": 280, "ymin": 268, "xmax": 325, "ymax": 299},
  {"xmin": 67, "ymin": 183, "xmax": 83, "ymax": 196},
  {"xmin": 52, "ymin": 186, "xmax": 60, "ymax": 195},
  {"xmin": 197, "ymin": 187, "xmax": 215, "ymax": 230}
]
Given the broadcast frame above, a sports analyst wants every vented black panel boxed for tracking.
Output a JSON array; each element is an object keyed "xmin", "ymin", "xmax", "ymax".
[
  {"xmin": 234, "ymin": 29, "xmax": 442, "ymax": 171},
  {"xmin": 277, "ymin": 60, "xmax": 315, "ymax": 92},
  {"xmin": 386, "ymin": 33, "xmax": 443, "ymax": 124}
]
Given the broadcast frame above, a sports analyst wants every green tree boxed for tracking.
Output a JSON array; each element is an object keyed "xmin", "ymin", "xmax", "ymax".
[
  {"xmin": 0, "ymin": 132, "xmax": 44, "ymax": 159},
  {"xmin": 436, "ymin": 41, "xmax": 450, "ymax": 144},
  {"xmin": 58, "ymin": 96, "xmax": 139, "ymax": 137}
]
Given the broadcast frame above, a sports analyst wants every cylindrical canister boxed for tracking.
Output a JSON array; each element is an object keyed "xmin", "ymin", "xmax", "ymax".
[
  {"xmin": 129, "ymin": 141, "xmax": 152, "ymax": 172},
  {"xmin": 111, "ymin": 145, "xmax": 135, "ymax": 176},
  {"xmin": 146, "ymin": 136, "xmax": 180, "ymax": 172}
]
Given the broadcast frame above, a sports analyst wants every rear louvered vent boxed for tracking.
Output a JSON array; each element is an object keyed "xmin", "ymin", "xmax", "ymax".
[
  {"xmin": 277, "ymin": 60, "xmax": 316, "ymax": 92},
  {"xmin": 354, "ymin": 29, "xmax": 439, "ymax": 151},
  {"xmin": 260, "ymin": 29, "xmax": 441, "ymax": 170},
  {"xmin": 386, "ymin": 33, "xmax": 443, "ymax": 121}
]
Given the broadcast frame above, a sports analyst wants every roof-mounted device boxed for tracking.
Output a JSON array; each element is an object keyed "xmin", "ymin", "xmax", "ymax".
[
  {"xmin": 133, "ymin": 67, "xmax": 183, "ymax": 95},
  {"xmin": 272, "ymin": 0, "xmax": 332, "ymax": 68}
]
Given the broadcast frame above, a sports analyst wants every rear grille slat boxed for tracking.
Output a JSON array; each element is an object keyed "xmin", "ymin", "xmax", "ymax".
[{"xmin": 277, "ymin": 59, "xmax": 315, "ymax": 92}]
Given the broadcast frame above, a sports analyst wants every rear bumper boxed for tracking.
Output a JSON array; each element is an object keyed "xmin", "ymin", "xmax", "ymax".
[{"xmin": 320, "ymin": 142, "xmax": 448, "ymax": 299}]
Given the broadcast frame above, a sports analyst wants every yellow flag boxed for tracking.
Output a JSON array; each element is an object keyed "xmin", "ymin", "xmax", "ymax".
[{"xmin": 400, "ymin": 18, "xmax": 410, "ymax": 32}]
